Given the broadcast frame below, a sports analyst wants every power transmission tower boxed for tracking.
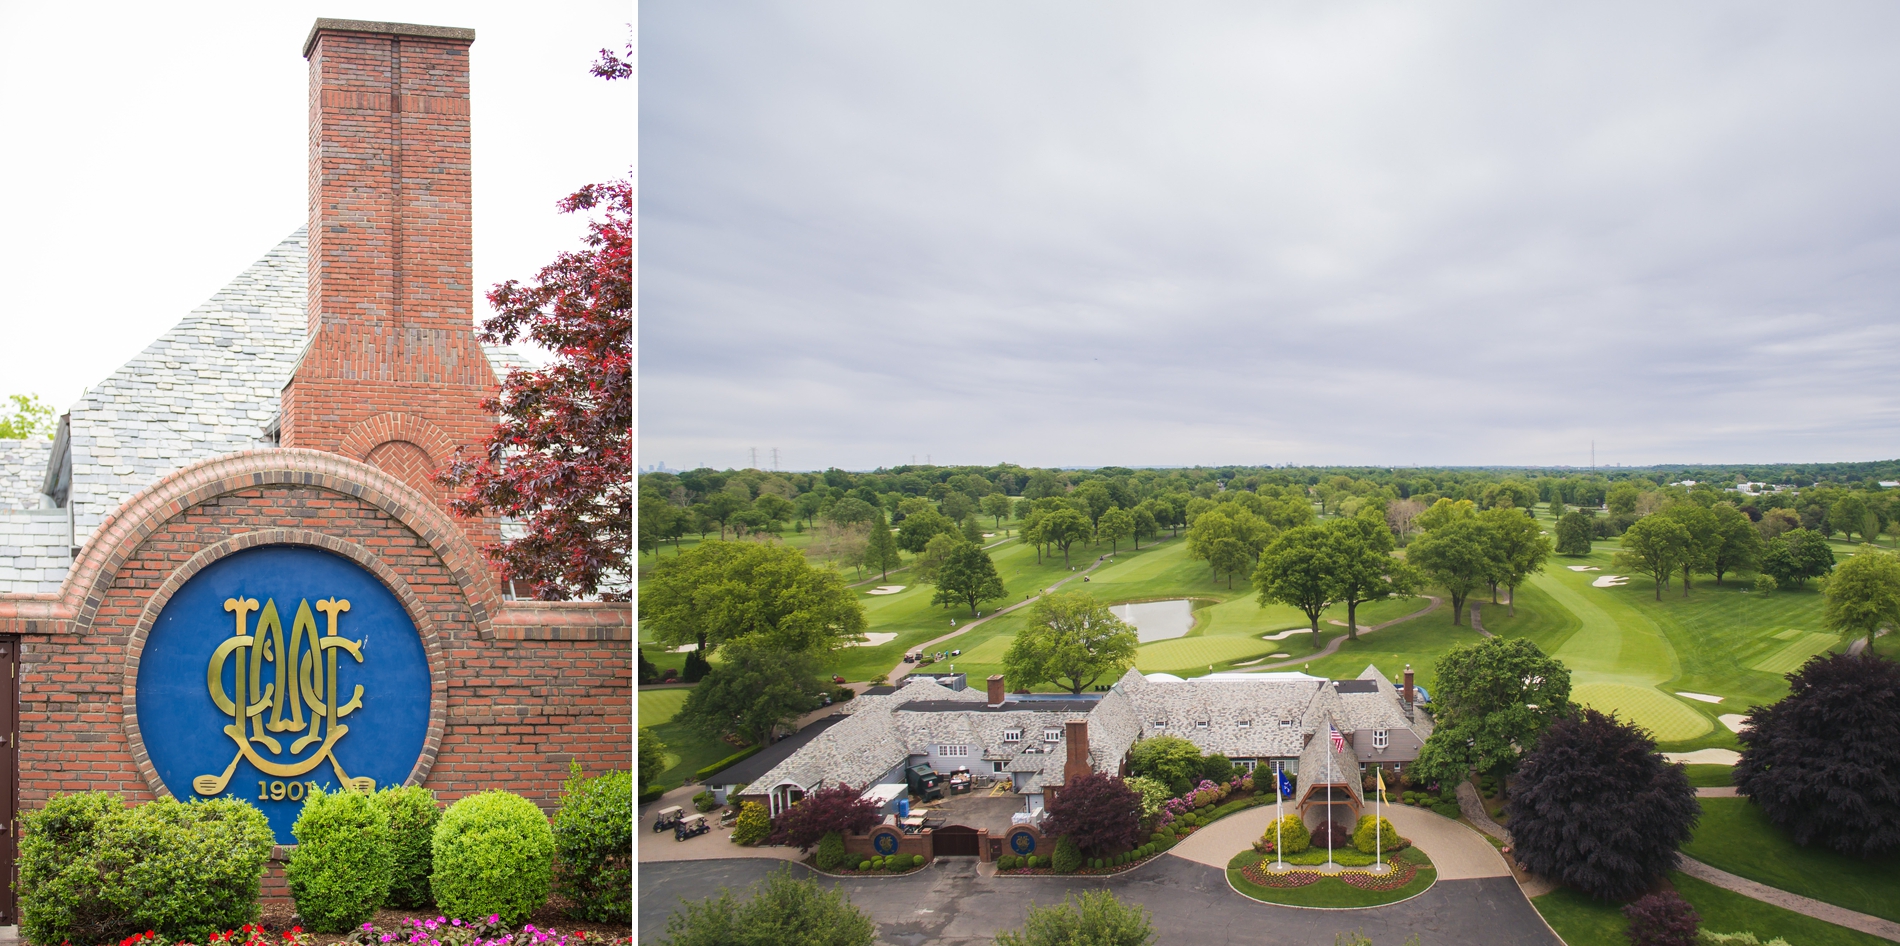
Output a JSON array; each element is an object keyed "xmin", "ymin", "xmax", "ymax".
[
  {"xmin": 771, "ymin": 447, "xmax": 780, "ymax": 471},
  {"xmin": 750, "ymin": 447, "xmax": 759, "ymax": 469}
]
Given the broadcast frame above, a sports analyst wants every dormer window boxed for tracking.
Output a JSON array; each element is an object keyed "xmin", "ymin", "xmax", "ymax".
[
  {"xmin": 1152, "ymin": 721, "xmax": 1166, "ymax": 730},
  {"xmin": 1196, "ymin": 720, "xmax": 1209, "ymax": 730},
  {"xmin": 1373, "ymin": 729, "xmax": 1389, "ymax": 750},
  {"xmin": 1004, "ymin": 730, "xmax": 1022, "ymax": 742},
  {"xmin": 1044, "ymin": 728, "xmax": 1061, "ymax": 742},
  {"xmin": 1279, "ymin": 719, "xmax": 1293, "ymax": 728},
  {"xmin": 1238, "ymin": 720, "xmax": 1251, "ymax": 729}
]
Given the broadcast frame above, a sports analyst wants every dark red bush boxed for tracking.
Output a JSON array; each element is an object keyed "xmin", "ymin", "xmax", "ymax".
[
  {"xmin": 1042, "ymin": 773, "xmax": 1143, "ymax": 858},
  {"xmin": 769, "ymin": 783, "xmax": 881, "ymax": 852},
  {"xmin": 1621, "ymin": 889, "xmax": 1699, "ymax": 946}
]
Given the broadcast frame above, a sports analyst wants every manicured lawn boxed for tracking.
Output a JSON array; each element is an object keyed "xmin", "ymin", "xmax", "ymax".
[
  {"xmin": 1532, "ymin": 872, "xmax": 1893, "ymax": 946},
  {"xmin": 638, "ymin": 686, "xmax": 747, "ymax": 792},
  {"xmin": 1571, "ymin": 682, "xmax": 1711, "ymax": 741},
  {"xmin": 1225, "ymin": 846, "xmax": 1435, "ymax": 907},
  {"xmin": 1682, "ymin": 798, "xmax": 1900, "ymax": 923},
  {"xmin": 1682, "ymin": 764, "xmax": 1733, "ymax": 787},
  {"xmin": 639, "ymin": 688, "xmax": 690, "ymax": 726}
]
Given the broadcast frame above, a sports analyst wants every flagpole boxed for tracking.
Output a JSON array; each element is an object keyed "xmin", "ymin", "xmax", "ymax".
[
  {"xmin": 1275, "ymin": 761, "xmax": 1284, "ymax": 870},
  {"xmin": 1327, "ymin": 732, "xmax": 1335, "ymax": 869},
  {"xmin": 1376, "ymin": 766, "xmax": 1383, "ymax": 869}
]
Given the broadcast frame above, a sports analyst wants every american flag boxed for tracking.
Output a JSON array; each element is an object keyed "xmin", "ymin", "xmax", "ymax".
[{"xmin": 1329, "ymin": 725, "xmax": 1345, "ymax": 752}]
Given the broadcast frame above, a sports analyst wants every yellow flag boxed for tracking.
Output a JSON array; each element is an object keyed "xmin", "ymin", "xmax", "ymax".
[{"xmin": 1376, "ymin": 767, "xmax": 1386, "ymax": 794}]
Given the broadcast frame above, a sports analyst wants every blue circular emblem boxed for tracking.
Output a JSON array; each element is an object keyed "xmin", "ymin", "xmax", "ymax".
[
  {"xmin": 873, "ymin": 831, "xmax": 899, "ymax": 856},
  {"xmin": 1009, "ymin": 831, "xmax": 1036, "ymax": 856},
  {"xmin": 135, "ymin": 545, "xmax": 431, "ymax": 843}
]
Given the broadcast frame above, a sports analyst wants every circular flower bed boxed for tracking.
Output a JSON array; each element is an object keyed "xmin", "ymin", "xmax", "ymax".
[
  {"xmin": 1227, "ymin": 848, "xmax": 1436, "ymax": 908},
  {"xmin": 1237, "ymin": 863, "xmax": 1322, "ymax": 887}
]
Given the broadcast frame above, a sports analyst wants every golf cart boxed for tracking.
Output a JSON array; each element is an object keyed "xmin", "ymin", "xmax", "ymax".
[
  {"xmin": 674, "ymin": 812, "xmax": 710, "ymax": 841},
  {"xmin": 653, "ymin": 805, "xmax": 684, "ymax": 833}
]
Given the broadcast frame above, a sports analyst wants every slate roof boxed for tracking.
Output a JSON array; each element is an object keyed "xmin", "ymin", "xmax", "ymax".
[
  {"xmin": 705, "ymin": 714, "xmax": 848, "ymax": 789},
  {"xmin": 1112, "ymin": 667, "xmax": 1328, "ymax": 758},
  {"xmin": 0, "ymin": 228, "xmax": 531, "ymax": 595},
  {"xmin": 1297, "ymin": 715, "xmax": 1364, "ymax": 805},
  {"xmin": 0, "ymin": 440, "xmax": 51, "ymax": 511}
]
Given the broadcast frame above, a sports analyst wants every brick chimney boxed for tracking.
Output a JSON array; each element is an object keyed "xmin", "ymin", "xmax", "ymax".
[
  {"xmin": 1402, "ymin": 664, "xmax": 1416, "ymax": 719},
  {"xmin": 986, "ymin": 675, "xmax": 1006, "ymax": 706},
  {"xmin": 287, "ymin": 19, "xmax": 501, "ymax": 517},
  {"xmin": 1062, "ymin": 719, "xmax": 1091, "ymax": 787}
]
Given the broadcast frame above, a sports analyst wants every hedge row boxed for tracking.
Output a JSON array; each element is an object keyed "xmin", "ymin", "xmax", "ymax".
[{"xmin": 694, "ymin": 744, "xmax": 764, "ymax": 782}]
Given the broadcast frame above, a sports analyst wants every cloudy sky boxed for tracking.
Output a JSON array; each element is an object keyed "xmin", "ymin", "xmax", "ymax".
[
  {"xmin": 640, "ymin": 2, "xmax": 1900, "ymax": 472},
  {"xmin": 0, "ymin": 2, "xmax": 631, "ymax": 415}
]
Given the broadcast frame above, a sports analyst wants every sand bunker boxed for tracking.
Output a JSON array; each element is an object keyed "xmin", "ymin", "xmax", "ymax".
[
  {"xmin": 1261, "ymin": 627, "xmax": 1311, "ymax": 641},
  {"xmin": 1592, "ymin": 575, "xmax": 1630, "ymax": 587},
  {"xmin": 849, "ymin": 633, "xmax": 899, "ymax": 647},
  {"xmin": 1111, "ymin": 600, "xmax": 1196, "ymax": 643},
  {"xmin": 1270, "ymin": 653, "xmax": 1290, "ymax": 659},
  {"xmin": 1326, "ymin": 620, "xmax": 1373, "ymax": 631},
  {"xmin": 1567, "ymin": 566, "xmax": 1602, "ymax": 572},
  {"xmin": 1663, "ymin": 749, "xmax": 1741, "ymax": 766},
  {"xmin": 866, "ymin": 585, "xmax": 907, "ymax": 595},
  {"xmin": 667, "ymin": 643, "xmax": 699, "ymax": 653},
  {"xmin": 1675, "ymin": 692, "xmax": 1724, "ymax": 704},
  {"xmin": 1719, "ymin": 714, "xmax": 1752, "ymax": 733}
]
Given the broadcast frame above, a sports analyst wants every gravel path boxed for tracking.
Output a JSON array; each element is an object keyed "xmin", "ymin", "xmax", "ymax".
[
  {"xmin": 1470, "ymin": 602, "xmax": 1494, "ymax": 637},
  {"xmin": 1677, "ymin": 857, "xmax": 1900, "ymax": 942},
  {"xmin": 1247, "ymin": 595, "xmax": 1443, "ymax": 671}
]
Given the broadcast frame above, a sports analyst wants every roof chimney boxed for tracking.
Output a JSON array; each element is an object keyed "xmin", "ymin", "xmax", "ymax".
[
  {"xmin": 987, "ymin": 674, "xmax": 1005, "ymax": 707},
  {"xmin": 1062, "ymin": 719, "xmax": 1091, "ymax": 787},
  {"xmin": 1402, "ymin": 665, "xmax": 1416, "ymax": 720},
  {"xmin": 288, "ymin": 19, "xmax": 503, "ymax": 518}
]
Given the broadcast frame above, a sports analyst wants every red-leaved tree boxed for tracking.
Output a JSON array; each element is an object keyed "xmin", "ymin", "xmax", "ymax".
[
  {"xmin": 1042, "ymin": 773, "xmax": 1144, "ymax": 858},
  {"xmin": 440, "ymin": 46, "xmax": 631, "ymax": 601},
  {"xmin": 769, "ymin": 783, "xmax": 881, "ymax": 852}
]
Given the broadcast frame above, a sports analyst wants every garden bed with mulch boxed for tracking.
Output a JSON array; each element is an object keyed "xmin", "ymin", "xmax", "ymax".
[
  {"xmin": 256, "ymin": 897, "xmax": 631, "ymax": 942},
  {"xmin": 802, "ymin": 853, "xmax": 928, "ymax": 876},
  {"xmin": 1227, "ymin": 847, "xmax": 1436, "ymax": 908}
]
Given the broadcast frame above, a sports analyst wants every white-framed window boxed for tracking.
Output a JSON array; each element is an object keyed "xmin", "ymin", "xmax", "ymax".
[
  {"xmin": 1196, "ymin": 720, "xmax": 1209, "ymax": 730},
  {"xmin": 1372, "ymin": 729, "xmax": 1389, "ymax": 750},
  {"xmin": 1279, "ymin": 719, "xmax": 1293, "ymax": 728},
  {"xmin": 993, "ymin": 761, "xmax": 1006, "ymax": 773},
  {"xmin": 938, "ymin": 744, "xmax": 969, "ymax": 758},
  {"xmin": 1238, "ymin": 759, "xmax": 1257, "ymax": 772},
  {"xmin": 1003, "ymin": 730, "xmax": 1022, "ymax": 742},
  {"xmin": 1238, "ymin": 720, "xmax": 1251, "ymax": 729},
  {"xmin": 1044, "ymin": 728, "xmax": 1061, "ymax": 742},
  {"xmin": 1152, "ymin": 721, "xmax": 1167, "ymax": 730}
]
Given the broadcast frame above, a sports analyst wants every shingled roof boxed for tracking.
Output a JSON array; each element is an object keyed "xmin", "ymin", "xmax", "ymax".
[{"xmin": 0, "ymin": 229, "xmax": 530, "ymax": 595}]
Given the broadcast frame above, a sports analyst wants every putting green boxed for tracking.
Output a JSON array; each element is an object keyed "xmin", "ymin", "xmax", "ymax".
[
  {"xmin": 1531, "ymin": 570, "xmax": 1678, "ymax": 686},
  {"xmin": 1572, "ymin": 682, "xmax": 1712, "ymax": 741},
  {"xmin": 640, "ymin": 689, "xmax": 689, "ymax": 727},
  {"xmin": 1752, "ymin": 632, "xmax": 1838, "ymax": 674},
  {"xmin": 1135, "ymin": 635, "xmax": 1283, "ymax": 673},
  {"xmin": 955, "ymin": 634, "xmax": 1018, "ymax": 665}
]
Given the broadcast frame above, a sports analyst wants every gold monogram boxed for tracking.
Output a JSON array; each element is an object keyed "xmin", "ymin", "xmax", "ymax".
[{"xmin": 192, "ymin": 596, "xmax": 376, "ymax": 796}]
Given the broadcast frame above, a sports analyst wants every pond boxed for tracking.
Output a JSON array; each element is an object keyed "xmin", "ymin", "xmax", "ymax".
[{"xmin": 1109, "ymin": 599, "xmax": 1196, "ymax": 643}]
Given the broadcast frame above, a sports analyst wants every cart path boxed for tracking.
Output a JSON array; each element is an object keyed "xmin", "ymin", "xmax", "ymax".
[
  {"xmin": 639, "ymin": 855, "xmax": 1560, "ymax": 945},
  {"xmin": 1470, "ymin": 602, "xmax": 1494, "ymax": 638},
  {"xmin": 1677, "ymin": 856, "xmax": 1900, "ymax": 943},
  {"xmin": 887, "ymin": 540, "xmax": 1161, "ymax": 685},
  {"xmin": 1245, "ymin": 595, "xmax": 1442, "ymax": 672}
]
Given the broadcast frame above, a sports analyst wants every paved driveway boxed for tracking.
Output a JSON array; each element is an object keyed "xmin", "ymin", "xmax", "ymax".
[{"xmin": 638, "ymin": 854, "xmax": 1561, "ymax": 945}]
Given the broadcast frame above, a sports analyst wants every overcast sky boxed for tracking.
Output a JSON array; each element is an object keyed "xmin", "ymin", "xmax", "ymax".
[
  {"xmin": 640, "ymin": 2, "xmax": 1900, "ymax": 472},
  {"xmin": 0, "ymin": 1, "xmax": 632, "ymax": 415}
]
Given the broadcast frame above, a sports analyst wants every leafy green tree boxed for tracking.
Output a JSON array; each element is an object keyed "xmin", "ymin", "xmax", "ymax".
[
  {"xmin": 1406, "ymin": 518, "xmax": 1493, "ymax": 626},
  {"xmin": 993, "ymin": 890, "xmax": 1155, "ymax": 946},
  {"xmin": 862, "ymin": 511, "xmax": 902, "ymax": 580},
  {"xmin": 1607, "ymin": 483, "xmax": 1643, "ymax": 516},
  {"xmin": 1547, "ymin": 498, "xmax": 1566, "ymax": 520},
  {"xmin": 1187, "ymin": 504, "xmax": 1274, "ymax": 581},
  {"xmin": 1614, "ymin": 515, "xmax": 1691, "ymax": 600},
  {"xmin": 1253, "ymin": 526, "xmax": 1337, "ymax": 647},
  {"xmin": 896, "ymin": 507, "xmax": 957, "ymax": 552},
  {"xmin": 0, "ymin": 393, "xmax": 54, "ymax": 440},
  {"xmin": 942, "ymin": 491, "xmax": 976, "ymax": 522},
  {"xmin": 1413, "ymin": 637, "xmax": 1572, "ymax": 783},
  {"xmin": 1325, "ymin": 514, "xmax": 1410, "ymax": 640},
  {"xmin": 699, "ymin": 492, "xmax": 746, "ymax": 539},
  {"xmin": 1554, "ymin": 509, "xmax": 1594, "ymax": 556},
  {"xmin": 639, "ymin": 492, "xmax": 685, "ymax": 557},
  {"xmin": 824, "ymin": 497, "xmax": 877, "ymax": 527},
  {"xmin": 1822, "ymin": 547, "xmax": 1900, "ymax": 646},
  {"xmin": 1830, "ymin": 493, "xmax": 1871, "ymax": 543},
  {"xmin": 1662, "ymin": 504, "xmax": 1719, "ymax": 594},
  {"xmin": 678, "ymin": 636, "xmax": 828, "ymax": 745},
  {"xmin": 638, "ymin": 728, "xmax": 667, "ymax": 791},
  {"xmin": 655, "ymin": 865, "xmax": 875, "ymax": 946},
  {"xmin": 1414, "ymin": 497, "xmax": 1476, "ymax": 533},
  {"xmin": 1023, "ymin": 470, "xmax": 1065, "ymax": 499},
  {"xmin": 1074, "ymin": 481, "xmax": 1114, "ymax": 525},
  {"xmin": 961, "ymin": 516, "xmax": 985, "ymax": 545},
  {"xmin": 641, "ymin": 542, "xmax": 867, "ymax": 657},
  {"xmin": 1125, "ymin": 736, "xmax": 1207, "ymax": 795},
  {"xmin": 1480, "ymin": 507, "xmax": 1552, "ymax": 615},
  {"xmin": 913, "ymin": 533, "xmax": 964, "ymax": 586},
  {"xmin": 932, "ymin": 543, "xmax": 1008, "ymax": 616},
  {"xmin": 1002, "ymin": 591, "xmax": 1138, "ymax": 694},
  {"xmin": 1097, "ymin": 507, "xmax": 1135, "ymax": 554},
  {"xmin": 1707, "ymin": 504, "xmax": 1762, "ymax": 584},
  {"xmin": 1761, "ymin": 529, "xmax": 1835, "ymax": 589},
  {"xmin": 982, "ymin": 492, "xmax": 1013, "ymax": 529},
  {"xmin": 752, "ymin": 494, "xmax": 795, "ymax": 532},
  {"xmin": 1130, "ymin": 506, "xmax": 1159, "ymax": 549},
  {"xmin": 1039, "ymin": 507, "xmax": 1093, "ymax": 566}
]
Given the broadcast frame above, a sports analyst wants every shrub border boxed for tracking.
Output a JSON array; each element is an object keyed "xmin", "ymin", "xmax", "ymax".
[
  {"xmin": 993, "ymin": 792, "xmax": 1273, "ymax": 879},
  {"xmin": 694, "ymin": 744, "xmax": 764, "ymax": 782}
]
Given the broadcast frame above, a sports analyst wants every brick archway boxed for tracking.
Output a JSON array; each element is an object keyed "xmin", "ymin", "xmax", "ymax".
[{"xmin": 337, "ymin": 412, "xmax": 460, "ymax": 468}]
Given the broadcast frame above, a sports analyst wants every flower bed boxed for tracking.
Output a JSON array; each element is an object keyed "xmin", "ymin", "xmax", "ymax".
[
  {"xmin": 1227, "ymin": 848, "xmax": 1436, "ymax": 908},
  {"xmin": 100, "ymin": 916, "xmax": 632, "ymax": 946},
  {"xmin": 1237, "ymin": 863, "xmax": 1322, "ymax": 888}
]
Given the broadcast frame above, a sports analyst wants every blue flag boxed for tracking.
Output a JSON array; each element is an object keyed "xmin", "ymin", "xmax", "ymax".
[{"xmin": 1278, "ymin": 769, "xmax": 1293, "ymax": 799}]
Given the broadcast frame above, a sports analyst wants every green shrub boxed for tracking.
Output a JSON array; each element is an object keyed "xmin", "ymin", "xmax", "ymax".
[
  {"xmin": 1350, "ymin": 814, "xmax": 1406, "ymax": 855},
  {"xmin": 286, "ymin": 788, "xmax": 395, "ymax": 933},
  {"xmin": 1430, "ymin": 801, "xmax": 1462, "ymax": 818},
  {"xmin": 1026, "ymin": 855, "xmax": 1040, "ymax": 869},
  {"xmin": 731, "ymin": 801, "xmax": 771, "ymax": 846},
  {"xmin": 911, "ymin": 854, "xmax": 924, "ymax": 867},
  {"xmin": 815, "ymin": 832, "xmax": 847, "ymax": 871},
  {"xmin": 1257, "ymin": 814, "xmax": 1309, "ymax": 854},
  {"xmin": 430, "ymin": 791, "xmax": 554, "ymax": 925},
  {"xmin": 638, "ymin": 785, "xmax": 666, "ymax": 804},
  {"xmin": 550, "ymin": 766, "xmax": 628, "ymax": 922},
  {"xmin": 691, "ymin": 790, "xmax": 716, "ymax": 813},
  {"xmin": 20, "ymin": 793, "xmax": 275, "ymax": 946},
  {"xmin": 888, "ymin": 857, "xmax": 906, "ymax": 872},
  {"xmin": 693, "ymin": 744, "xmax": 764, "ymax": 782},
  {"xmin": 858, "ymin": 860, "xmax": 871, "ymax": 871},
  {"xmin": 1052, "ymin": 835, "xmax": 1083, "ymax": 873},
  {"xmin": 373, "ymin": 786, "xmax": 440, "ymax": 911},
  {"xmin": 871, "ymin": 856, "xmax": 884, "ymax": 869}
]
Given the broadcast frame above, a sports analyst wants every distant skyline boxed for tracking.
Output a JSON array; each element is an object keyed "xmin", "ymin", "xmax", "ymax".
[
  {"xmin": 0, "ymin": 2, "xmax": 632, "ymax": 414},
  {"xmin": 641, "ymin": 3, "xmax": 1900, "ymax": 471}
]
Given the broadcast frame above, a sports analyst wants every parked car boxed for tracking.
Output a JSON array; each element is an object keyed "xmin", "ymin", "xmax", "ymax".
[
  {"xmin": 653, "ymin": 805, "xmax": 684, "ymax": 833},
  {"xmin": 675, "ymin": 812, "xmax": 711, "ymax": 841}
]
